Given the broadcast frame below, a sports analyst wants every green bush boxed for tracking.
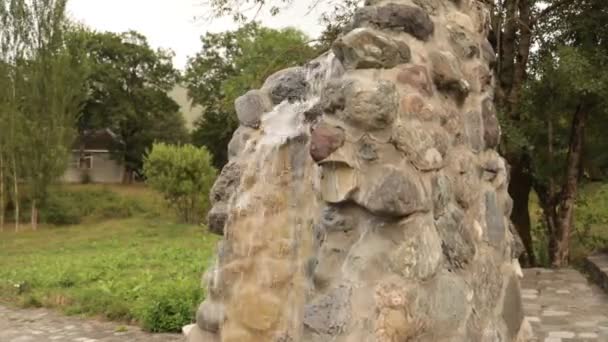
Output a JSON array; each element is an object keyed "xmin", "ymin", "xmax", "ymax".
[
  {"xmin": 144, "ymin": 143, "xmax": 217, "ymax": 224},
  {"xmin": 137, "ymin": 282, "xmax": 202, "ymax": 333},
  {"xmin": 40, "ymin": 188, "xmax": 145, "ymax": 225}
]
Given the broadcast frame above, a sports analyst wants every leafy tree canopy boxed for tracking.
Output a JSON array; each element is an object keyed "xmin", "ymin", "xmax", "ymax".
[
  {"xmin": 184, "ymin": 22, "xmax": 317, "ymax": 167},
  {"xmin": 66, "ymin": 28, "xmax": 188, "ymax": 177}
]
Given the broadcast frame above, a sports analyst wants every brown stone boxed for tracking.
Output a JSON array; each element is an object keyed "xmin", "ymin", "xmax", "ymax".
[
  {"xmin": 396, "ymin": 65, "xmax": 433, "ymax": 96},
  {"xmin": 232, "ymin": 288, "xmax": 282, "ymax": 332},
  {"xmin": 310, "ymin": 123, "xmax": 345, "ymax": 162}
]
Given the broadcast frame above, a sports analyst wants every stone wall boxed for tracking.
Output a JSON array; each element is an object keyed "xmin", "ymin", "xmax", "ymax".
[{"xmin": 189, "ymin": 0, "xmax": 527, "ymax": 341}]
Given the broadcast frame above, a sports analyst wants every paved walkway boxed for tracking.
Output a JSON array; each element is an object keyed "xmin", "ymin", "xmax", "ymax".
[
  {"xmin": 522, "ymin": 268, "xmax": 608, "ymax": 341},
  {"xmin": 0, "ymin": 305, "xmax": 182, "ymax": 342},
  {"xmin": 2, "ymin": 269, "xmax": 608, "ymax": 341}
]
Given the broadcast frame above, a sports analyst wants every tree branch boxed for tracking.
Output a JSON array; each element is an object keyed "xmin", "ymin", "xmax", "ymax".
[{"xmin": 530, "ymin": 0, "xmax": 575, "ymax": 27}]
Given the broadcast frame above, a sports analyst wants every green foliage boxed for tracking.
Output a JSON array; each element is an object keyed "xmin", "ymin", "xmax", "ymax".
[
  {"xmin": 184, "ymin": 23, "xmax": 317, "ymax": 167},
  {"xmin": 144, "ymin": 143, "xmax": 217, "ymax": 223},
  {"xmin": 530, "ymin": 183, "xmax": 608, "ymax": 266},
  {"xmin": 0, "ymin": 0, "xmax": 88, "ymax": 223},
  {"xmin": 39, "ymin": 188, "xmax": 145, "ymax": 225},
  {"xmin": 137, "ymin": 281, "xmax": 202, "ymax": 332},
  {"xmin": 0, "ymin": 187, "xmax": 220, "ymax": 332},
  {"xmin": 66, "ymin": 28, "xmax": 188, "ymax": 174}
]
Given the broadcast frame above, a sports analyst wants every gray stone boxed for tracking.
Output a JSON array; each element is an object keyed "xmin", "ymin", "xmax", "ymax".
[
  {"xmin": 465, "ymin": 110, "xmax": 485, "ymax": 152},
  {"xmin": 449, "ymin": 27, "xmax": 480, "ymax": 59},
  {"xmin": 234, "ymin": 90, "xmax": 272, "ymax": 128},
  {"xmin": 430, "ymin": 272, "xmax": 470, "ymax": 331},
  {"xmin": 196, "ymin": 300, "xmax": 224, "ymax": 333},
  {"xmin": 209, "ymin": 161, "xmax": 242, "ymax": 204},
  {"xmin": 501, "ymin": 276, "xmax": 524, "ymax": 340},
  {"xmin": 341, "ymin": 78, "xmax": 398, "ymax": 130},
  {"xmin": 304, "ymin": 285, "xmax": 352, "ymax": 335},
  {"xmin": 435, "ymin": 206, "xmax": 476, "ymax": 269},
  {"xmin": 228, "ymin": 126, "xmax": 255, "ymax": 160},
  {"xmin": 351, "ymin": 4, "xmax": 435, "ymax": 41},
  {"xmin": 392, "ymin": 120, "xmax": 446, "ymax": 171},
  {"xmin": 485, "ymin": 192, "xmax": 506, "ymax": 245},
  {"xmin": 358, "ymin": 138, "xmax": 378, "ymax": 161},
  {"xmin": 388, "ymin": 216, "xmax": 442, "ymax": 280},
  {"xmin": 355, "ymin": 165, "xmax": 430, "ymax": 217},
  {"xmin": 263, "ymin": 67, "xmax": 308, "ymax": 104},
  {"xmin": 432, "ymin": 173, "xmax": 452, "ymax": 219},
  {"xmin": 482, "ymin": 98, "xmax": 501, "ymax": 149},
  {"xmin": 320, "ymin": 205, "xmax": 356, "ymax": 232},
  {"xmin": 310, "ymin": 122, "xmax": 345, "ymax": 162},
  {"xmin": 206, "ymin": 203, "xmax": 228, "ymax": 235},
  {"xmin": 333, "ymin": 28, "xmax": 410, "ymax": 70},
  {"xmin": 319, "ymin": 79, "xmax": 346, "ymax": 114}
]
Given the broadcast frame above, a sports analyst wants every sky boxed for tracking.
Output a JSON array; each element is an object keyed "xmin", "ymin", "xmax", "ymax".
[{"xmin": 67, "ymin": 0, "xmax": 328, "ymax": 70}]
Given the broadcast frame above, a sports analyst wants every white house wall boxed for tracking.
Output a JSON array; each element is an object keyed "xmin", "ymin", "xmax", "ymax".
[{"xmin": 62, "ymin": 152, "xmax": 124, "ymax": 184}]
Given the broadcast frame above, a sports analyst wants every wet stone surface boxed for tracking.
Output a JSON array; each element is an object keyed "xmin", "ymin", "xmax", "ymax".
[
  {"xmin": 522, "ymin": 268, "xmax": 608, "ymax": 342},
  {"xmin": 0, "ymin": 305, "xmax": 182, "ymax": 342}
]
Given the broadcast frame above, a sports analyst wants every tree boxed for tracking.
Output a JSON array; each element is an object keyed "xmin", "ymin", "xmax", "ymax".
[
  {"xmin": 184, "ymin": 22, "xmax": 317, "ymax": 168},
  {"xmin": 0, "ymin": 0, "xmax": 86, "ymax": 230},
  {"xmin": 143, "ymin": 143, "xmax": 217, "ymax": 223},
  {"xmin": 518, "ymin": 0, "xmax": 608, "ymax": 266},
  {"xmin": 67, "ymin": 29, "xmax": 188, "ymax": 181}
]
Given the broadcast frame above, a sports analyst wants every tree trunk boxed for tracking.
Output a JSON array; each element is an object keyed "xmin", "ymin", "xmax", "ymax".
[
  {"xmin": 31, "ymin": 199, "xmax": 38, "ymax": 231},
  {"xmin": 0, "ymin": 153, "xmax": 4, "ymax": 232},
  {"xmin": 497, "ymin": 0, "xmax": 518, "ymax": 111},
  {"xmin": 508, "ymin": 155, "xmax": 536, "ymax": 266},
  {"xmin": 12, "ymin": 155, "xmax": 19, "ymax": 232},
  {"xmin": 550, "ymin": 105, "xmax": 587, "ymax": 267},
  {"xmin": 510, "ymin": 0, "xmax": 532, "ymax": 111}
]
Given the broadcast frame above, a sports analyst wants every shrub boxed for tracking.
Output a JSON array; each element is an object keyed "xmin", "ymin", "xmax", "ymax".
[
  {"xmin": 143, "ymin": 143, "xmax": 217, "ymax": 223},
  {"xmin": 40, "ymin": 188, "xmax": 145, "ymax": 225},
  {"xmin": 137, "ymin": 282, "xmax": 202, "ymax": 333},
  {"xmin": 40, "ymin": 192, "xmax": 85, "ymax": 225}
]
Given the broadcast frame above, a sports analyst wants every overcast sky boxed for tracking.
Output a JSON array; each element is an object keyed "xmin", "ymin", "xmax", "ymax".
[{"xmin": 67, "ymin": 0, "xmax": 328, "ymax": 70}]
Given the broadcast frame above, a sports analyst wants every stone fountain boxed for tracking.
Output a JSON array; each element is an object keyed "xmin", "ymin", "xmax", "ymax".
[{"xmin": 187, "ymin": 0, "xmax": 528, "ymax": 341}]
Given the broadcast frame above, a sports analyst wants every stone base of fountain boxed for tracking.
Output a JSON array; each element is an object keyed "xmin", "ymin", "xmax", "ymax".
[{"xmin": 190, "ymin": 0, "xmax": 526, "ymax": 341}]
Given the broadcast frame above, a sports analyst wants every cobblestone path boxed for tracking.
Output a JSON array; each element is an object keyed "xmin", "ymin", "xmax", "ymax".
[
  {"xmin": 522, "ymin": 268, "xmax": 608, "ymax": 341},
  {"xmin": 0, "ymin": 305, "xmax": 183, "ymax": 342},
  {"xmin": 2, "ymin": 268, "xmax": 608, "ymax": 341}
]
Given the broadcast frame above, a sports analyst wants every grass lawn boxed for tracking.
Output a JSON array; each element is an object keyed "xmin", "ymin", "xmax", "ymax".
[{"xmin": 0, "ymin": 185, "xmax": 219, "ymax": 333}]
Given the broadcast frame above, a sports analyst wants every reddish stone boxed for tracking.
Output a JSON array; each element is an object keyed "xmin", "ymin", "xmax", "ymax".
[
  {"xmin": 396, "ymin": 65, "xmax": 433, "ymax": 96},
  {"xmin": 310, "ymin": 123, "xmax": 345, "ymax": 162},
  {"xmin": 400, "ymin": 94, "xmax": 435, "ymax": 121}
]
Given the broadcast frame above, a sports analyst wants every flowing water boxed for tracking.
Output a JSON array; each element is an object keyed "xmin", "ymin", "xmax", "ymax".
[{"xmin": 214, "ymin": 53, "xmax": 343, "ymax": 341}]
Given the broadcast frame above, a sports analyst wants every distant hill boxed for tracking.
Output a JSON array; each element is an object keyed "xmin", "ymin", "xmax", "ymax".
[{"xmin": 169, "ymin": 85, "xmax": 202, "ymax": 131}]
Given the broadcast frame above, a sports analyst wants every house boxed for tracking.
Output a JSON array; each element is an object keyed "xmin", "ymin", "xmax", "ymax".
[{"xmin": 62, "ymin": 129, "xmax": 125, "ymax": 184}]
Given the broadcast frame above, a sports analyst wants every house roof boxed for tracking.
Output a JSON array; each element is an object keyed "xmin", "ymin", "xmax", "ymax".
[{"xmin": 73, "ymin": 129, "xmax": 124, "ymax": 151}]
